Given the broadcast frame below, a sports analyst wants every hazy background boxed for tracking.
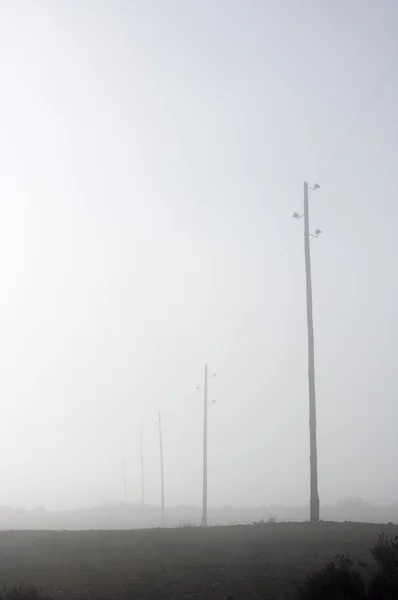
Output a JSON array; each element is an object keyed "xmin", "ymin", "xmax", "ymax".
[{"xmin": 0, "ymin": 0, "xmax": 397, "ymax": 511}]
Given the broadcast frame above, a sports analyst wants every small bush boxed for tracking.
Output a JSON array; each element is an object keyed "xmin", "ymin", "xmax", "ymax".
[
  {"xmin": 371, "ymin": 534, "xmax": 398, "ymax": 577},
  {"xmin": 297, "ymin": 555, "xmax": 366, "ymax": 600},
  {"xmin": 249, "ymin": 513, "xmax": 279, "ymax": 526},
  {"xmin": 368, "ymin": 534, "xmax": 398, "ymax": 599},
  {"xmin": 297, "ymin": 534, "xmax": 398, "ymax": 600},
  {"xmin": 267, "ymin": 513, "xmax": 278, "ymax": 524},
  {"xmin": 174, "ymin": 520, "xmax": 198, "ymax": 528}
]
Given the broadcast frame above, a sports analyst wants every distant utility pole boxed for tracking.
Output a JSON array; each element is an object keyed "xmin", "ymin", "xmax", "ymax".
[
  {"xmin": 197, "ymin": 365, "xmax": 216, "ymax": 527},
  {"xmin": 140, "ymin": 427, "xmax": 145, "ymax": 505},
  {"xmin": 293, "ymin": 181, "xmax": 322, "ymax": 523},
  {"xmin": 121, "ymin": 444, "xmax": 128, "ymax": 503},
  {"xmin": 158, "ymin": 412, "xmax": 165, "ymax": 526},
  {"xmin": 203, "ymin": 365, "xmax": 208, "ymax": 527}
]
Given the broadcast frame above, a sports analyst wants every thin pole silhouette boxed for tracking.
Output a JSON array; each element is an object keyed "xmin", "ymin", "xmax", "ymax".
[
  {"xmin": 121, "ymin": 444, "xmax": 128, "ymax": 503},
  {"xmin": 140, "ymin": 427, "xmax": 144, "ymax": 505},
  {"xmin": 202, "ymin": 364, "xmax": 208, "ymax": 527},
  {"xmin": 158, "ymin": 412, "xmax": 165, "ymax": 526},
  {"xmin": 303, "ymin": 180, "xmax": 320, "ymax": 523}
]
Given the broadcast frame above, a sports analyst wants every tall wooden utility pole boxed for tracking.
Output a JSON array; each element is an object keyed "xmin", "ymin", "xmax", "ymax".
[
  {"xmin": 197, "ymin": 365, "xmax": 216, "ymax": 527},
  {"xmin": 303, "ymin": 180, "xmax": 320, "ymax": 523},
  {"xmin": 202, "ymin": 364, "xmax": 208, "ymax": 527},
  {"xmin": 140, "ymin": 427, "xmax": 145, "ymax": 505},
  {"xmin": 158, "ymin": 412, "xmax": 165, "ymax": 526}
]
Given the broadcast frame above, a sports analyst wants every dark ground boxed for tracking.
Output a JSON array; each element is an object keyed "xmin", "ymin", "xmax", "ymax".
[{"xmin": 0, "ymin": 522, "xmax": 395, "ymax": 600}]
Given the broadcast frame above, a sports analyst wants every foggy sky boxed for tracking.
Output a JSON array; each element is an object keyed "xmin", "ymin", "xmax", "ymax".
[{"xmin": 0, "ymin": 0, "xmax": 397, "ymax": 510}]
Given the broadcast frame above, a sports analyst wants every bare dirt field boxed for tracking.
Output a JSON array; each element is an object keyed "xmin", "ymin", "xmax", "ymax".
[{"xmin": 0, "ymin": 522, "xmax": 395, "ymax": 600}]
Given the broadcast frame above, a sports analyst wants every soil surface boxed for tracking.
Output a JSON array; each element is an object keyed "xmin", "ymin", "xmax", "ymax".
[{"xmin": 0, "ymin": 522, "xmax": 394, "ymax": 599}]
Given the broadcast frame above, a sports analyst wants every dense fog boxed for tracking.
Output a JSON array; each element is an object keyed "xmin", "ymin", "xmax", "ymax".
[{"xmin": 0, "ymin": 0, "xmax": 397, "ymax": 513}]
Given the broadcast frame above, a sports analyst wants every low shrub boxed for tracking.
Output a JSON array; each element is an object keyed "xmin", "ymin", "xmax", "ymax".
[
  {"xmin": 174, "ymin": 520, "xmax": 199, "ymax": 528},
  {"xmin": 297, "ymin": 534, "xmax": 398, "ymax": 600},
  {"xmin": 297, "ymin": 555, "xmax": 366, "ymax": 600},
  {"xmin": 249, "ymin": 513, "xmax": 279, "ymax": 526}
]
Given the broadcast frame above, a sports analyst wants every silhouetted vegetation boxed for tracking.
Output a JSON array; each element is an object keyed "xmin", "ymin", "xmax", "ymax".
[
  {"xmin": 297, "ymin": 555, "xmax": 366, "ymax": 600},
  {"xmin": 248, "ymin": 513, "xmax": 279, "ymax": 526},
  {"xmin": 297, "ymin": 534, "xmax": 398, "ymax": 600},
  {"xmin": 174, "ymin": 520, "xmax": 199, "ymax": 528}
]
